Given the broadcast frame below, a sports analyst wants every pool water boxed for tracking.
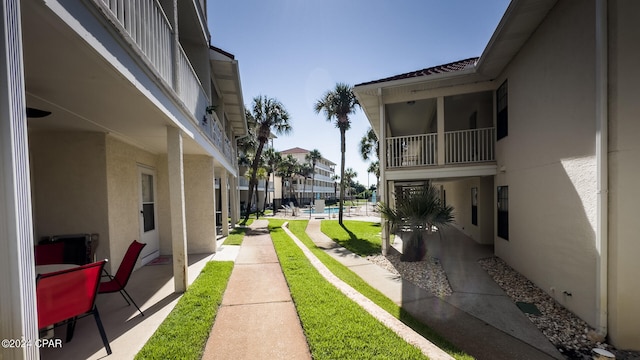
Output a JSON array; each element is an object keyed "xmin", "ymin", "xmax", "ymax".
[{"xmin": 300, "ymin": 207, "xmax": 340, "ymax": 214}]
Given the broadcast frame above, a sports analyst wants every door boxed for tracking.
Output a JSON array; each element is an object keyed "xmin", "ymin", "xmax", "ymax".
[{"xmin": 138, "ymin": 166, "xmax": 159, "ymax": 265}]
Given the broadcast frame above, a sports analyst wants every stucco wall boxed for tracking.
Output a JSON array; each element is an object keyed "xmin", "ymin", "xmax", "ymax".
[
  {"xmin": 438, "ymin": 176, "xmax": 494, "ymax": 244},
  {"xmin": 494, "ymin": 1, "xmax": 598, "ymax": 326},
  {"xmin": 184, "ymin": 155, "xmax": 216, "ymax": 253},
  {"xmin": 607, "ymin": 0, "xmax": 640, "ymax": 349},
  {"xmin": 29, "ymin": 131, "xmax": 110, "ymax": 261},
  {"xmin": 105, "ymin": 136, "xmax": 159, "ymax": 272}
]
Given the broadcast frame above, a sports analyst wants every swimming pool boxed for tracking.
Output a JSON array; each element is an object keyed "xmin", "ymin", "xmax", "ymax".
[{"xmin": 300, "ymin": 207, "xmax": 340, "ymax": 214}]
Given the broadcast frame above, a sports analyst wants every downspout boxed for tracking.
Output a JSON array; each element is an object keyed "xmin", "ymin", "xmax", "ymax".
[
  {"xmin": 378, "ymin": 88, "xmax": 389, "ymax": 255},
  {"xmin": 595, "ymin": 0, "xmax": 608, "ymax": 338}
]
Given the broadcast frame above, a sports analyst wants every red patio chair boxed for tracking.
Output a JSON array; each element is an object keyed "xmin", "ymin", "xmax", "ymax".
[
  {"xmin": 36, "ymin": 260, "xmax": 111, "ymax": 355},
  {"xmin": 99, "ymin": 240, "xmax": 146, "ymax": 316},
  {"xmin": 34, "ymin": 242, "xmax": 65, "ymax": 265}
]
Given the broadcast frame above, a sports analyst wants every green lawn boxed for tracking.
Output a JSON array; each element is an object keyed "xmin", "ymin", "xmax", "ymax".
[
  {"xmin": 286, "ymin": 220, "xmax": 473, "ymax": 360},
  {"xmin": 135, "ymin": 261, "xmax": 234, "ymax": 360},
  {"xmin": 222, "ymin": 227, "xmax": 248, "ymax": 245},
  {"xmin": 269, "ymin": 220, "xmax": 427, "ymax": 359},
  {"xmin": 237, "ymin": 218, "xmax": 254, "ymax": 227},
  {"xmin": 320, "ymin": 220, "xmax": 382, "ymax": 256}
]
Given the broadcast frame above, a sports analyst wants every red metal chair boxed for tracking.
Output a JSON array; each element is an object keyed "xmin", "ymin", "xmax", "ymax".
[
  {"xmin": 99, "ymin": 240, "xmax": 146, "ymax": 316},
  {"xmin": 34, "ymin": 242, "xmax": 65, "ymax": 265},
  {"xmin": 36, "ymin": 260, "xmax": 111, "ymax": 355}
]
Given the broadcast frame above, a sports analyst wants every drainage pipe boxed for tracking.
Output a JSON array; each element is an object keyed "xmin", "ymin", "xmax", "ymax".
[{"xmin": 595, "ymin": 0, "xmax": 608, "ymax": 338}]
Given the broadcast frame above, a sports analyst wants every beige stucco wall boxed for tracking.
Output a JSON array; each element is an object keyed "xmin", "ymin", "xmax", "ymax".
[
  {"xmin": 607, "ymin": 0, "xmax": 640, "ymax": 350},
  {"xmin": 184, "ymin": 155, "xmax": 216, "ymax": 253},
  {"xmin": 104, "ymin": 136, "xmax": 159, "ymax": 272},
  {"xmin": 438, "ymin": 176, "xmax": 494, "ymax": 244},
  {"xmin": 29, "ymin": 131, "xmax": 110, "ymax": 261},
  {"xmin": 494, "ymin": 1, "xmax": 598, "ymax": 326}
]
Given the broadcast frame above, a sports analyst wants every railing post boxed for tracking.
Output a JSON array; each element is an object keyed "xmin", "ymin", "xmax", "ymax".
[{"xmin": 437, "ymin": 96, "xmax": 445, "ymax": 165}]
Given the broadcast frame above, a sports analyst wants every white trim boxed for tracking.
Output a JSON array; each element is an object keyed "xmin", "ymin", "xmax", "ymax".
[
  {"xmin": 0, "ymin": 0, "xmax": 39, "ymax": 356},
  {"xmin": 595, "ymin": 0, "xmax": 608, "ymax": 338},
  {"xmin": 386, "ymin": 164, "xmax": 497, "ymax": 182}
]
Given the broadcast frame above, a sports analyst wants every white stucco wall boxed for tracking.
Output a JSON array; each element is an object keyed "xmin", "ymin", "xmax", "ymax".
[
  {"xmin": 105, "ymin": 136, "xmax": 159, "ymax": 272},
  {"xmin": 494, "ymin": 1, "xmax": 598, "ymax": 326},
  {"xmin": 438, "ymin": 176, "xmax": 494, "ymax": 244},
  {"xmin": 184, "ymin": 155, "xmax": 216, "ymax": 253},
  {"xmin": 607, "ymin": 0, "xmax": 640, "ymax": 349},
  {"xmin": 29, "ymin": 131, "xmax": 111, "ymax": 262}
]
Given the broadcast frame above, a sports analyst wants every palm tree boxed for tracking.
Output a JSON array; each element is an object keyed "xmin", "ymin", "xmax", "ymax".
[
  {"xmin": 262, "ymin": 148, "xmax": 281, "ymax": 213},
  {"xmin": 296, "ymin": 163, "xmax": 313, "ymax": 205},
  {"xmin": 276, "ymin": 154, "xmax": 298, "ymax": 205},
  {"xmin": 314, "ymin": 83, "xmax": 360, "ymax": 224},
  {"xmin": 377, "ymin": 184, "xmax": 454, "ymax": 262},
  {"xmin": 305, "ymin": 149, "xmax": 322, "ymax": 205},
  {"xmin": 245, "ymin": 96, "xmax": 291, "ymax": 220},
  {"xmin": 331, "ymin": 174, "xmax": 340, "ymax": 199},
  {"xmin": 343, "ymin": 167, "xmax": 358, "ymax": 202},
  {"xmin": 359, "ymin": 127, "xmax": 379, "ymax": 161},
  {"xmin": 367, "ymin": 160, "xmax": 380, "ymax": 197}
]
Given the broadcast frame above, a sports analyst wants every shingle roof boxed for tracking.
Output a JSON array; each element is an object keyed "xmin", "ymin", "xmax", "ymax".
[
  {"xmin": 280, "ymin": 147, "xmax": 309, "ymax": 154},
  {"xmin": 355, "ymin": 57, "xmax": 479, "ymax": 87}
]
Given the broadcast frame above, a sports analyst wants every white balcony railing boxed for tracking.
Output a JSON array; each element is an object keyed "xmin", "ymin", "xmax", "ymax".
[
  {"xmin": 387, "ymin": 133, "xmax": 437, "ymax": 168},
  {"xmin": 445, "ymin": 127, "xmax": 495, "ymax": 164},
  {"xmin": 386, "ymin": 128, "xmax": 495, "ymax": 169},
  {"xmin": 92, "ymin": 0, "xmax": 235, "ymax": 165},
  {"xmin": 93, "ymin": 0, "xmax": 173, "ymax": 85}
]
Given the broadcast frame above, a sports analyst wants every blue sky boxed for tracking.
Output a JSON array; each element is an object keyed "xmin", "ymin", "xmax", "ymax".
[{"xmin": 208, "ymin": 0, "xmax": 510, "ymax": 186}]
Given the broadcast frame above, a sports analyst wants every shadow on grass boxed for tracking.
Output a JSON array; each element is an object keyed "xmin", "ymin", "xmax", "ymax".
[{"xmin": 334, "ymin": 223, "xmax": 381, "ymax": 256}]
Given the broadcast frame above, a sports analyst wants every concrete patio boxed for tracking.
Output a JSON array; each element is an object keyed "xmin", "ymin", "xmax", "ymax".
[{"xmin": 38, "ymin": 251, "xmax": 221, "ymax": 360}]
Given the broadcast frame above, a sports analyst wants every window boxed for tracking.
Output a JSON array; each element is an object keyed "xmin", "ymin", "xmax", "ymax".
[
  {"xmin": 497, "ymin": 186, "xmax": 509, "ymax": 240},
  {"xmin": 471, "ymin": 187, "xmax": 478, "ymax": 226},
  {"xmin": 496, "ymin": 80, "xmax": 508, "ymax": 140}
]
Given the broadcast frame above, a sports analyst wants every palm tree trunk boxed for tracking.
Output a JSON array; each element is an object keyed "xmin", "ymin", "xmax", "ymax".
[
  {"xmin": 262, "ymin": 171, "xmax": 271, "ymax": 213},
  {"xmin": 339, "ymin": 128, "xmax": 346, "ymax": 224},
  {"xmin": 245, "ymin": 140, "xmax": 266, "ymax": 220}
]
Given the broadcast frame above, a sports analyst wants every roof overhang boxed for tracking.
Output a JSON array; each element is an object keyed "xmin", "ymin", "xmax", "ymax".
[
  {"xmin": 210, "ymin": 46, "xmax": 248, "ymax": 138},
  {"xmin": 353, "ymin": 0, "xmax": 558, "ymax": 138}
]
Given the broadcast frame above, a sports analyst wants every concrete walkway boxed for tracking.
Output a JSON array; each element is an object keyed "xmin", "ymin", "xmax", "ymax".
[
  {"xmin": 305, "ymin": 220, "xmax": 564, "ymax": 360},
  {"xmin": 201, "ymin": 220, "xmax": 311, "ymax": 360}
]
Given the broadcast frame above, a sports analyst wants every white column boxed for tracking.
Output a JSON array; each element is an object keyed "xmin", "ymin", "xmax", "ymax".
[
  {"xmin": 0, "ymin": 1, "xmax": 39, "ymax": 357},
  {"xmin": 220, "ymin": 171, "xmax": 229, "ymax": 236},
  {"xmin": 167, "ymin": 126, "xmax": 188, "ymax": 293},
  {"xmin": 229, "ymin": 175, "xmax": 238, "ymax": 227},
  {"xmin": 437, "ymin": 96, "xmax": 445, "ymax": 165},
  {"xmin": 378, "ymin": 89, "xmax": 390, "ymax": 255}
]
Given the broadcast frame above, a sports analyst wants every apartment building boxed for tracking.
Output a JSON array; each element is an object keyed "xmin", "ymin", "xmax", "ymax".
[
  {"xmin": 279, "ymin": 147, "xmax": 337, "ymax": 204},
  {"xmin": 1, "ymin": 0, "xmax": 247, "ymax": 356},
  {"xmin": 354, "ymin": 0, "xmax": 639, "ymax": 350}
]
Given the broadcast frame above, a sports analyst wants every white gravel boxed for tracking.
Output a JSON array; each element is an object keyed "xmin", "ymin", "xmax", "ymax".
[
  {"xmin": 479, "ymin": 257, "xmax": 640, "ymax": 360},
  {"xmin": 366, "ymin": 253, "xmax": 452, "ymax": 298},
  {"xmin": 365, "ymin": 252, "xmax": 640, "ymax": 359}
]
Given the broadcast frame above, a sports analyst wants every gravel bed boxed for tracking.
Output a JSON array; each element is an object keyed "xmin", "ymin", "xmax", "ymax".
[
  {"xmin": 366, "ymin": 251, "xmax": 640, "ymax": 359},
  {"xmin": 479, "ymin": 257, "xmax": 640, "ymax": 360},
  {"xmin": 366, "ymin": 252, "xmax": 452, "ymax": 297}
]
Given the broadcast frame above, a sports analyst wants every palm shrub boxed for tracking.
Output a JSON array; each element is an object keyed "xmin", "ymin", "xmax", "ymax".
[{"xmin": 377, "ymin": 184, "xmax": 454, "ymax": 262}]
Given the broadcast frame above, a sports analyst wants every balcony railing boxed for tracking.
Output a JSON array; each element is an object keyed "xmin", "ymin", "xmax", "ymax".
[
  {"xmin": 92, "ymin": 0, "xmax": 234, "ymax": 165},
  {"xmin": 238, "ymin": 178, "xmax": 273, "ymax": 190},
  {"xmin": 94, "ymin": 0, "xmax": 173, "ymax": 85},
  {"xmin": 387, "ymin": 134, "xmax": 437, "ymax": 168},
  {"xmin": 386, "ymin": 127, "xmax": 495, "ymax": 169},
  {"xmin": 445, "ymin": 127, "xmax": 495, "ymax": 164}
]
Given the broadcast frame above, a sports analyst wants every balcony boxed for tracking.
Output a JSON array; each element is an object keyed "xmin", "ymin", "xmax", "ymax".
[
  {"xmin": 386, "ymin": 127, "xmax": 495, "ymax": 169},
  {"xmin": 91, "ymin": 0, "xmax": 233, "ymax": 164}
]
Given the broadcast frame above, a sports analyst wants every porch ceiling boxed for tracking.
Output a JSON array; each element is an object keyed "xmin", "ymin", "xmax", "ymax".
[{"xmin": 21, "ymin": 1, "xmax": 210, "ymax": 156}]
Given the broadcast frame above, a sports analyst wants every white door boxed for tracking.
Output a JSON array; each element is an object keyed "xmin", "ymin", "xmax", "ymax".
[{"xmin": 138, "ymin": 166, "xmax": 159, "ymax": 265}]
